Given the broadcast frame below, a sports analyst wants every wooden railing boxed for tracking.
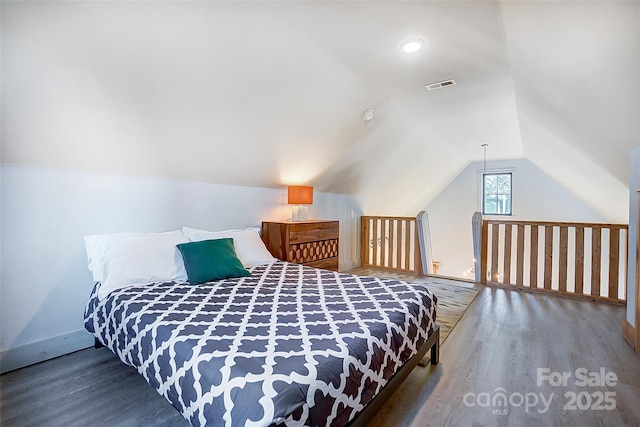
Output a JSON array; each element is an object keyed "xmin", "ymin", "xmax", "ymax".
[
  {"xmin": 361, "ymin": 216, "xmax": 422, "ymax": 274},
  {"xmin": 476, "ymin": 217, "xmax": 628, "ymax": 303}
]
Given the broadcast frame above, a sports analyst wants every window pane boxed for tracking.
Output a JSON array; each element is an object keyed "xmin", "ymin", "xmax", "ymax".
[
  {"xmin": 483, "ymin": 173, "xmax": 511, "ymax": 215},
  {"xmin": 502, "ymin": 195, "xmax": 511, "ymax": 214},
  {"xmin": 484, "ymin": 175, "xmax": 497, "ymax": 195},
  {"xmin": 497, "ymin": 175, "xmax": 511, "ymax": 196},
  {"xmin": 484, "ymin": 195, "xmax": 499, "ymax": 214}
]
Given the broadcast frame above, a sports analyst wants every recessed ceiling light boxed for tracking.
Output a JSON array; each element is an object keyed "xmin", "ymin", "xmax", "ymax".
[{"xmin": 400, "ymin": 38, "xmax": 425, "ymax": 53}]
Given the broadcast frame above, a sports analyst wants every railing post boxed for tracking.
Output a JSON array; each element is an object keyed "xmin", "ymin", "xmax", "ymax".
[
  {"xmin": 414, "ymin": 222, "xmax": 423, "ymax": 276},
  {"xmin": 417, "ymin": 211, "xmax": 434, "ymax": 275},
  {"xmin": 361, "ymin": 216, "xmax": 369, "ymax": 268},
  {"xmin": 472, "ymin": 212, "xmax": 483, "ymax": 283}
]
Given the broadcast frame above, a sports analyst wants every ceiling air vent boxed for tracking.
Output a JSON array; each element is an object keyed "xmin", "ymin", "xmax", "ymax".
[{"xmin": 425, "ymin": 79, "xmax": 456, "ymax": 90}]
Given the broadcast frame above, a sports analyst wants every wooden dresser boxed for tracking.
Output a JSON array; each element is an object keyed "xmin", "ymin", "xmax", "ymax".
[{"xmin": 261, "ymin": 220, "xmax": 339, "ymax": 271}]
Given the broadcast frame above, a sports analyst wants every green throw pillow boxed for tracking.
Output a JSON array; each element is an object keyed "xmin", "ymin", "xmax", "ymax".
[{"xmin": 177, "ymin": 238, "xmax": 251, "ymax": 285}]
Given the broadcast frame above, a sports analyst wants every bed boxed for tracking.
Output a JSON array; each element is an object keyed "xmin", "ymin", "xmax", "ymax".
[{"xmin": 83, "ymin": 228, "xmax": 439, "ymax": 427}]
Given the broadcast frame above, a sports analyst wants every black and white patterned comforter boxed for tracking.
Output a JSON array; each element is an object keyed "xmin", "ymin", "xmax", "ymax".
[{"xmin": 84, "ymin": 261, "xmax": 437, "ymax": 427}]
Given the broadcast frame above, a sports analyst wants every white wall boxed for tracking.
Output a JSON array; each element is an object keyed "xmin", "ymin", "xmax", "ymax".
[
  {"xmin": 627, "ymin": 146, "xmax": 640, "ymax": 327},
  {"xmin": 424, "ymin": 158, "xmax": 609, "ymax": 279},
  {"xmin": 0, "ymin": 164, "xmax": 363, "ymax": 372}
]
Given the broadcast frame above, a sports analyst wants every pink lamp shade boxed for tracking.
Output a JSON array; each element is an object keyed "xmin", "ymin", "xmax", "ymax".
[{"xmin": 288, "ymin": 186, "xmax": 313, "ymax": 205}]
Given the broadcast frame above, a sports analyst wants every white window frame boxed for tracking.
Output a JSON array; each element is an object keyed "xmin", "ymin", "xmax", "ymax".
[{"xmin": 478, "ymin": 168, "xmax": 515, "ymax": 217}]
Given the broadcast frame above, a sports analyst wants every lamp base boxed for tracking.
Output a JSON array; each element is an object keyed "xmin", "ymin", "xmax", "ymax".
[{"xmin": 292, "ymin": 205, "xmax": 309, "ymax": 221}]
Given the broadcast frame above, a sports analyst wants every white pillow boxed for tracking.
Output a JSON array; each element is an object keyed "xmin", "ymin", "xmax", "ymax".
[
  {"xmin": 85, "ymin": 232, "xmax": 139, "ymax": 282},
  {"xmin": 84, "ymin": 230, "xmax": 189, "ymax": 300},
  {"xmin": 182, "ymin": 226, "xmax": 276, "ymax": 268}
]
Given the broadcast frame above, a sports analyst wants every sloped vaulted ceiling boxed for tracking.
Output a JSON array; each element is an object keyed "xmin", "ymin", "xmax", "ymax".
[
  {"xmin": 501, "ymin": 1, "xmax": 640, "ymax": 223},
  {"xmin": 2, "ymin": 1, "xmax": 638, "ymax": 221}
]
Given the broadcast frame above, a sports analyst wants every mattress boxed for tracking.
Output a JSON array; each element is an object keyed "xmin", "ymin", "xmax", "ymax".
[{"xmin": 84, "ymin": 261, "xmax": 437, "ymax": 426}]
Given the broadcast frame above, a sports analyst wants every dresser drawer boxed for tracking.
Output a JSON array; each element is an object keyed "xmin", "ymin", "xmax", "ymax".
[
  {"xmin": 289, "ymin": 222, "xmax": 339, "ymax": 244},
  {"xmin": 288, "ymin": 239, "xmax": 339, "ymax": 264}
]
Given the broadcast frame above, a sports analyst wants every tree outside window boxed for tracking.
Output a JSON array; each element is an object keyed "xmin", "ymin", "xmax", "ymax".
[{"xmin": 483, "ymin": 173, "xmax": 512, "ymax": 215}]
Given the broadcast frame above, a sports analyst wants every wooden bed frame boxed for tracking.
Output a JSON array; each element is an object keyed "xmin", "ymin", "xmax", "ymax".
[{"xmin": 348, "ymin": 325, "xmax": 440, "ymax": 426}]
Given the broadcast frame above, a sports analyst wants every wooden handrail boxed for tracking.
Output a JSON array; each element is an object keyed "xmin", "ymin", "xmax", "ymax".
[
  {"xmin": 483, "ymin": 219, "xmax": 628, "ymax": 229},
  {"xmin": 475, "ymin": 217, "xmax": 628, "ymax": 303},
  {"xmin": 361, "ymin": 216, "xmax": 422, "ymax": 274}
]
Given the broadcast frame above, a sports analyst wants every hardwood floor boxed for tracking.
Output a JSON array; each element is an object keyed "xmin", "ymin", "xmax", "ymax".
[
  {"xmin": 2, "ymin": 286, "xmax": 638, "ymax": 427},
  {"xmin": 370, "ymin": 286, "xmax": 640, "ymax": 427},
  {"xmin": 0, "ymin": 344, "xmax": 186, "ymax": 427}
]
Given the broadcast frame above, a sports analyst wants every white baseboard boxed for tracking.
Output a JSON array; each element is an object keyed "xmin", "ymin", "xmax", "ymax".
[{"xmin": 0, "ymin": 329, "xmax": 95, "ymax": 374}]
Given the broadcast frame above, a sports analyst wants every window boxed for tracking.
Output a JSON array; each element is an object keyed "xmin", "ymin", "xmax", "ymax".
[{"xmin": 483, "ymin": 173, "xmax": 512, "ymax": 215}]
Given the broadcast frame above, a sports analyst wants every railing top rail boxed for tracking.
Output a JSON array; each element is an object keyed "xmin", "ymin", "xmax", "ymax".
[
  {"xmin": 362, "ymin": 216, "xmax": 417, "ymax": 221},
  {"xmin": 483, "ymin": 219, "xmax": 628, "ymax": 229}
]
